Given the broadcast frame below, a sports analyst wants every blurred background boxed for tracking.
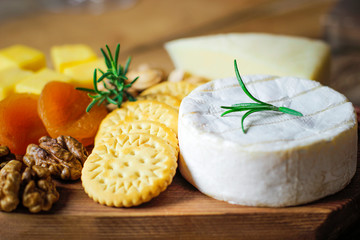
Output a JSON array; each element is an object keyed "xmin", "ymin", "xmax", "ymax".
[{"xmin": 0, "ymin": 0, "xmax": 359, "ymax": 104}]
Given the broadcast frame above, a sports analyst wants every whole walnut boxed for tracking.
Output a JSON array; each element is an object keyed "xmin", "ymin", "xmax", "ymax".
[
  {"xmin": 23, "ymin": 136, "xmax": 88, "ymax": 181},
  {"xmin": 0, "ymin": 160, "xmax": 22, "ymax": 212},
  {"xmin": 22, "ymin": 165, "xmax": 59, "ymax": 213}
]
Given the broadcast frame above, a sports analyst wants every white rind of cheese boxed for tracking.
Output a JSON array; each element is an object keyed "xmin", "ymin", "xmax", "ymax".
[
  {"xmin": 165, "ymin": 33, "xmax": 330, "ymax": 84},
  {"xmin": 178, "ymin": 75, "xmax": 357, "ymax": 207}
]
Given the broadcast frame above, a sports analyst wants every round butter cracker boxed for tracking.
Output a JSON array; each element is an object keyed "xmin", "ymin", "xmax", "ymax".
[
  {"xmin": 82, "ymin": 133, "xmax": 178, "ymax": 207},
  {"xmin": 140, "ymin": 81, "xmax": 197, "ymax": 100},
  {"xmin": 95, "ymin": 120, "xmax": 179, "ymax": 154},
  {"xmin": 137, "ymin": 93, "xmax": 181, "ymax": 110},
  {"xmin": 97, "ymin": 100, "xmax": 179, "ymax": 138}
]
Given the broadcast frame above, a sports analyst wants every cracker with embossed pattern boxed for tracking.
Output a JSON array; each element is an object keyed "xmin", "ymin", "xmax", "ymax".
[
  {"xmin": 137, "ymin": 93, "xmax": 181, "ymax": 110},
  {"xmin": 82, "ymin": 133, "xmax": 177, "ymax": 207},
  {"xmin": 95, "ymin": 120, "xmax": 179, "ymax": 153},
  {"xmin": 97, "ymin": 100, "xmax": 178, "ymax": 139},
  {"xmin": 140, "ymin": 81, "xmax": 197, "ymax": 100}
]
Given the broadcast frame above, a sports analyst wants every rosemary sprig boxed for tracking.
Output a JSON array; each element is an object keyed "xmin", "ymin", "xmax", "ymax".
[
  {"xmin": 76, "ymin": 44, "xmax": 138, "ymax": 112},
  {"xmin": 221, "ymin": 60, "xmax": 303, "ymax": 133}
]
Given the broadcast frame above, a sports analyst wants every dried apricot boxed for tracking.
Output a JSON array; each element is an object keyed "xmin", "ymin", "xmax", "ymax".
[
  {"xmin": 38, "ymin": 81, "xmax": 108, "ymax": 146},
  {"xmin": 0, "ymin": 93, "xmax": 48, "ymax": 155}
]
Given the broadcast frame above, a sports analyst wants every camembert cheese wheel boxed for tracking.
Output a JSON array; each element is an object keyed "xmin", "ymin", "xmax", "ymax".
[{"xmin": 178, "ymin": 75, "xmax": 358, "ymax": 207}]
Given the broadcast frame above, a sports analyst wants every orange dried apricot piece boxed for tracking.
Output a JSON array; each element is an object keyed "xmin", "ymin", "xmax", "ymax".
[
  {"xmin": 0, "ymin": 93, "xmax": 48, "ymax": 155},
  {"xmin": 38, "ymin": 81, "xmax": 108, "ymax": 146}
]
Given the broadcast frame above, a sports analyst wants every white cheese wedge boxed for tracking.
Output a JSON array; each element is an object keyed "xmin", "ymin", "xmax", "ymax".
[
  {"xmin": 178, "ymin": 75, "xmax": 357, "ymax": 207},
  {"xmin": 165, "ymin": 33, "xmax": 330, "ymax": 85}
]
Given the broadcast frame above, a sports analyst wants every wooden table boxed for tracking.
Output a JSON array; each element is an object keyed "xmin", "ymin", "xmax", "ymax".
[{"xmin": 1, "ymin": 0, "xmax": 360, "ymax": 239}]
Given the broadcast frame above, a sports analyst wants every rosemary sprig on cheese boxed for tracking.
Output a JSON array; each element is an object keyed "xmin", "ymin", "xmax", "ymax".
[
  {"xmin": 76, "ymin": 44, "xmax": 138, "ymax": 112},
  {"xmin": 221, "ymin": 60, "xmax": 303, "ymax": 133}
]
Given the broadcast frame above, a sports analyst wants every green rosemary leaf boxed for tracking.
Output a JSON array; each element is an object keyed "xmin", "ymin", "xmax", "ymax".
[
  {"xmin": 221, "ymin": 103, "xmax": 271, "ymax": 110},
  {"xmin": 118, "ymin": 80, "xmax": 124, "ymax": 91},
  {"xmin": 88, "ymin": 93, "xmax": 99, "ymax": 99},
  {"xmin": 278, "ymin": 107, "xmax": 303, "ymax": 116},
  {"xmin": 241, "ymin": 109, "xmax": 265, "ymax": 133},
  {"xmin": 86, "ymin": 99, "xmax": 99, "ymax": 113},
  {"xmin": 221, "ymin": 108, "xmax": 241, "ymax": 116},
  {"xmin": 106, "ymin": 95, "xmax": 118, "ymax": 105},
  {"xmin": 124, "ymin": 56, "xmax": 131, "ymax": 74},
  {"xmin": 220, "ymin": 59, "xmax": 303, "ymax": 133},
  {"xmin": 234, "ymin": 60, "xmax": 268, "ymax": 105},
  {"xmin": 101, "ymin": 48, "xmax": 111, "ymax": 69},
  {"xmin": 97, "ymin": 96, "xmax": 106, "ymax": 106},
  {"xmin": 75, "ymin": 87, "xmax": 96, "ymax": 93},
  {"xmin": 106, "ymin": 45, "xmax": 114, "ymax": 65},
  {"xmin": 97, "ymin": 72, "xmax": 112, "ymax": 83},
  {"xmin": 230, "ymin": 103, "xmax": 266, "ymax": 108},
  {"xmin": 118, "ymin": 65, "xmax": 123, "ymax": 76},
  {"xmin": 77, "ymin": 44, "xmax": 139, "ymax": 112},
  {"xmin": 93, "ymin": 69, "xmax": 99, "ymax": 92},
  {"xmin": 129, "ymin": 76, "xmax": 138, "ymax": 85},
  {"xmin": 222, "ymin": 106, "xmax": 273, "ymax": 117},
  {"xmin": 125, "ymin": 91, "xmax": 136, "ymax": 102},
  {"xmin": 114, "ymin": 44, "xmax": 120, "ymax": 69},
  {"xmin": 102, "ymin": 81, "xmax": 111, "ymax": 91},
  {"xmin": 98, "ymin": 68, "xmax": 105, "ymax": 75}
]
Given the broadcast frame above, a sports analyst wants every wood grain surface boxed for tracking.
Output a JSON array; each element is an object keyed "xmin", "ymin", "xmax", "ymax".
[
  {"xmin": 1, "ymin": 145, "xmax": 359, "ymax": 240},
  {"xmin": 1, "ymin": 0, "xmax": 360, "ymax": 239}
]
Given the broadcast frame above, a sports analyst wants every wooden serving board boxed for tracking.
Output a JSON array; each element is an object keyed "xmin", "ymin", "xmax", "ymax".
[{"xmin": 1, "ymin": 143, "xmax": 359, "ymax": 240}]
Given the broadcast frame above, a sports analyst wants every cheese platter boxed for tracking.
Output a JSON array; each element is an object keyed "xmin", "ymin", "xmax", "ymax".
[{"xmin": 0, "ymin": 32, "xmax": 359, "ymax": 239}]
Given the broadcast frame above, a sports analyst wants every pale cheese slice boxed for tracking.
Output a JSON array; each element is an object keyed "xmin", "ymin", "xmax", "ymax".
[
  {"xmin": 178, "ymin": 75, "xmax": 357, "ymax": 207},
  {"xmin": 165, "ymin": 33, "xmax": 330, "ymax": 84}
]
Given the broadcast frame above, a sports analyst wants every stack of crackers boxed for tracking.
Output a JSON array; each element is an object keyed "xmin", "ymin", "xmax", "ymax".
[{"xmin": 81, "ymin": 81, "xmax": 197, "ymax": 207}]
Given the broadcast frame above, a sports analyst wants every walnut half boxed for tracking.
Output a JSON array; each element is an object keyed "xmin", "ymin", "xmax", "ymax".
[
  {"xmin": 0, "ymin": 160, "xmax": 22, "ymax": 212},
  {"xmin": 22, "ymin": 165, "xmax": 59, "ymax": 213},
  {"xmin": 0, "ymin": 146, "xmax": 16, "ymax": 169},
  {"xmin": 23, "ymin": 136, "xmax": 88, "ymax": 181}
]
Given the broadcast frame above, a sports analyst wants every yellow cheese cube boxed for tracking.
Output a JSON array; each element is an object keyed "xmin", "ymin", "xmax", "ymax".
[
  {"xmin": 63, "ymin": 58, "xmax": 106, "ymax": 88},
  {"xmin": 15, "ymin": 68, "xmax": 71, "ymax": 95},
  {"xmin": 165, "ymin": 33, "xmax": 331, "ymax": 85},
  {"xmin": 0, "ymin": 45, "xmax": 46, "ymax": 71},
  {"xmin": 51, "ymin": 44, "xmax": 98, "ymax": 73},
  {"xmin": 0, "ymin": 68, "xmax": 33, "ymax": 100},
  {"xmin": 0, "ymin": 55, "xmax": 18, "ymax": 72}
]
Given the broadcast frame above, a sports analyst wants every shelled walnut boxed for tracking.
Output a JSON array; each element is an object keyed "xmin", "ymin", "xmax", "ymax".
[
  {"xmin": 22, "ymin": 165, "xmax": 59, "ymax": 213},
  {"xmin": 0, "ymin": 146, "xmax": 16, "ymax": 169},
  {"xmin": 23, "ymin": 136, "xmax": 88, "ymax": 181},
  {"xmin": 0, "ymin": 160, "xmax": 22, "ymax": 212}
]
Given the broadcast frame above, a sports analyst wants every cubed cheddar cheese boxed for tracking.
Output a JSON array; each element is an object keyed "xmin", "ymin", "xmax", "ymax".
[
  {"xmin": 15, "ymin": 68, "xmax": 71, "ymax": 95},
  {"xmin": 0, "ymin": 68, "xmax": 33, "ymax": 100},
  {"xmin": 0, "ymin": 45, "xmax": 46, "ymax": 71},
  {"xmin": 51, "ymin": 44, "xmax": 97, "ymax": 73},
  {"xmin": 0, "ymin": 55, "xmax": 18, "ymax": 72},
  {"xmin": 63, "ymin": 58, "xmax": 106, "ymax": 88}
]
